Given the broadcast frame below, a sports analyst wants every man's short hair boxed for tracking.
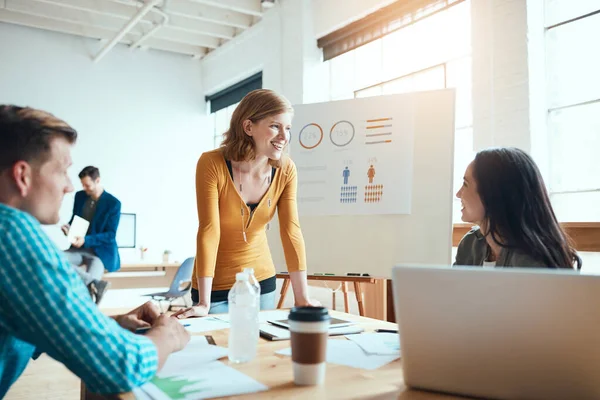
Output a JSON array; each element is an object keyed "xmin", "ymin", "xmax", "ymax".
[
  {"xmin": 0, "ymin": 105, "xmax": 77, "ymax": 171},
  {"xmin": 79, "ymin": 166, "xmax": 100, "ymax": 181}
]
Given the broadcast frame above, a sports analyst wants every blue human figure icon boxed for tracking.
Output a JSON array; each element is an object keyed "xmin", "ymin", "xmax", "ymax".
[{"xmin": 342, "ymin": 166, "xmax": 350, "ymax": 185}]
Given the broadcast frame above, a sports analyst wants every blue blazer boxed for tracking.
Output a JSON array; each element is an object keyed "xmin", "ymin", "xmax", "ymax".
[{"xmin": 69, "ymin": 190, "xmax": 121, "ymax": 272}]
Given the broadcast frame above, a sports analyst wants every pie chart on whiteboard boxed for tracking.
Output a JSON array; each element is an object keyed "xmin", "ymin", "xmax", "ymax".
[
  {"xmin": 298, "ymin": 123, "xmax": 324, "ymax": 149},
  {"xmin": 330, "ymin": 120, "xmax": 355, "ymax": 147}
]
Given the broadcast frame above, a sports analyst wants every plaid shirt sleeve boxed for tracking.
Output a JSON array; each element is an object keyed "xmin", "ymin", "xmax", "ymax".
[{"xmin": 0, "ymin": 209, "xmax": 158, "ymax": 394}]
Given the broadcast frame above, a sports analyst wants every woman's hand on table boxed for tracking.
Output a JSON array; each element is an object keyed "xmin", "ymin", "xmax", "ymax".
[
  {"xmin": 172, "ymin": 304, "xmax": 210, "ymax": 319},
  {"xmin": 294, "ymin": 298, "xmax": 322, "ymax": 307}
]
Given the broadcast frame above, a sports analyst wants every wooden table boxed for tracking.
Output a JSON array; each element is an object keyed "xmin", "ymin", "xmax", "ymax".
[
  {"xmin": 276, "ymin": 273, "xmax": 388, "ymax": 318},
  {"xmin": 83, "ymin": 310, "xmax": 462, "ymax": 399},
  {"xmin": 119, "ymin": 262, "xmax": 181, "ymax": 271}
]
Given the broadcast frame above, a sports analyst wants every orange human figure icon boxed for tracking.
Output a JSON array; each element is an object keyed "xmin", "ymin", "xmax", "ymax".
[{"xmin": 367, "ymin": 164, "xmax": 376, "ymax": 184}]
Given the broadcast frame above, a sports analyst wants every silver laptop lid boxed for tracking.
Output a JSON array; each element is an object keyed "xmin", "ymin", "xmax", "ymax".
[{"xmin": 392, "ymin": 265, "xmax": 600, "ymax": 400}]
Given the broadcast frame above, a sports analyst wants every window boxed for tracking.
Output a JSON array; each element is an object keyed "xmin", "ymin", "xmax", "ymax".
[
  {"xmin": 327, "ymin": 0, "xmax": 473, "ymax": 222},
  {"xmin": 211, "ymin": 102, "xmax": 239, "ymax": 149},
  {"xmin": 545, "ymin": 1, "xmax": 600, "ymax": 221},
  {"xmin": 206, "ymin": 73, "xmax": 263, "ymax": 149},
  {"xmin": 205, "ymin": 72, "xmax": 262, "ymax": 149}
]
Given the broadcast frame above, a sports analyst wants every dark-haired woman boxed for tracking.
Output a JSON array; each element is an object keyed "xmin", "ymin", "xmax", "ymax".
[{"xmin": 454, "ymin": 147, "xmax": 580, "ymax": 269}]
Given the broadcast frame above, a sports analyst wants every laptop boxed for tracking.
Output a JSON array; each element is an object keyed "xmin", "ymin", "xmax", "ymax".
[{"xmin": 392, "ymin": 265, "xmax": 600, "ymax": 400}]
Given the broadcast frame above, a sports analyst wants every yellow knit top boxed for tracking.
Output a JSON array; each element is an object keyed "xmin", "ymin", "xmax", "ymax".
[{"xmin": 191, "ymin": 149, "xmax": 307, "ymax": 291}]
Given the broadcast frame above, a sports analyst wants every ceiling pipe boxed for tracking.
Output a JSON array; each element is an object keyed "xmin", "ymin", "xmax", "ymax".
[
  {"xmin": 93, "ymin": 0, "xmax": 161, "ymax": 63},
  {"xmin": 130, "ymin": 5, "xmax": 169, "ymax": 50}
]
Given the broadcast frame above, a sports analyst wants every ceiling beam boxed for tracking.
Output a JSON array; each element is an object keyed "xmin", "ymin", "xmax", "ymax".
[
  {"xmin": 166, "ymin": 0, "xmax": 253, "ymax": 29},
  {"xmin": 30, "ymin": 0, "xmax": 236, "ymax": 38},
  {"xmin": 7, "ymin": 0, "xmax": 146, "ymax": 33},
  {"xmin": 34, "ymin": 0, "xmax": 143, "ymax": 19},
  {"xmin": 0, "ymin": 8, "xmax": 136, "ymax": 43},
  {"xmin": 0, "ymin": 8, "xmax": 205, "ymax": 57},
  {"xmin": 164, "ymin": 14, "xmax": 235, "ymax": 39},
  {"xmin": 183, "ymin": 0, "xmax": 262, "ymax": 17},
  {"xmin": 92, "ymin": 0, "xmax": 159, "ymax": 62},
  {"xmin": 142, "ymin": 36, "xmax": 207, "ymax": 57},
  {"xmin": 8, "ymin": 0, "xmax": 221, "ymax": 48},
  {"xmin": 154, "ymin": 27, "xmax": 219, "ymax": 48}
]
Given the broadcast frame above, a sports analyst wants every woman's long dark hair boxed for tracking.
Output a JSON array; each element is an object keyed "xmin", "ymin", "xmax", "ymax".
[{"xmin": 473, "ymin": 147, "xmax": 580, "ymax": 269}]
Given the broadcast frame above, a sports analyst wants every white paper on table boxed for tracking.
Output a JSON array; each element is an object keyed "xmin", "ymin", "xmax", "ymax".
[
  {"xmin": 133, "ymin": 387, "xmax": 153, "ymax": 400},
  {"xmin": 67, "ymin": 215, "xmax": 89, "ymax": 244},
  {"xmin": 159, "ymin": 336, "xmax": 228, "ymax": 372},
  {"xmin": 135, "ymin": 336, "xmax": 257, "ymax": 400},
  {"xmin": 179, "ymin": 317, "xmax": 230, "ymax": 333},
  {"xmin": 215, "ymin": 309, "xmax": 290, "ymax": 324},
  {"xmin": 139, "ymin": 361, "xmax": 267, "ymax": 400},
  {"xmin": 345, "ymin": 332, "xmax": 401, "ymax": 356},
  {"xmin": 276, "ymin": 339, "xmax": 399, "ymax": 370}
]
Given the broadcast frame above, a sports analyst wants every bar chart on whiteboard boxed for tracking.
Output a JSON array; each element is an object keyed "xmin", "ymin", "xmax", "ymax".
[{"xmin": 291, "ymin": 94, "xmax": 415, "ymax": 216}]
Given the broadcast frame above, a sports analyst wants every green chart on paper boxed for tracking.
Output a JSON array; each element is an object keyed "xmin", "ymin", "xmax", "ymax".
[{"xmin": 151, "ymin": 376, "xmax": 208, "ymax": 400}]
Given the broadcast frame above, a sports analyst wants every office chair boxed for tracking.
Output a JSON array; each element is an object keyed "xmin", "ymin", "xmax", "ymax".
[{"xmin": 144, "ymin": 257, "xmax": 194, "ymax": 312}]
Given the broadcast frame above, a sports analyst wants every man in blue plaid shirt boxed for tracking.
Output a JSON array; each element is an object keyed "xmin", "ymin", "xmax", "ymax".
[{"xmin": 0, "ymin": 105, "xmax": 190, "ymax": 397}]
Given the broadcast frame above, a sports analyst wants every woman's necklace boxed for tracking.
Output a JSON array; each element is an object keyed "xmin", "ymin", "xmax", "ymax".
[{"xmin": 238, "ymin": 162, "xmax": 272, "ymax": 243}]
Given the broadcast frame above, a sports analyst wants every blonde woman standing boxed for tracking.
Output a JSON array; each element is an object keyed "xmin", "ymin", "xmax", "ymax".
[{"xmin": 175, "ymin": 89, "xmax": 319, "ymax": 318}]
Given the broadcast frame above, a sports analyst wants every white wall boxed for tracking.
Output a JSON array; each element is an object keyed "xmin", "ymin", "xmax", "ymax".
[
  {"xmin": 200, "ymin": 20, "xmax": 269, "ymax": 96},
  {"xmin": 0, "ymin": 23, "xmax": 212, "ymax": 264}
]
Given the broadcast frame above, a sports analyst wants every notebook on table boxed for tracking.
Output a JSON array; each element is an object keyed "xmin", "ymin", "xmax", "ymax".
[
  {"xmin": 267, "ymin": 317, "xmax": 354, "ymax": 330},
  {"xmin": 260, "ymin": 319, "xmax": 363, "ymax": 341}
]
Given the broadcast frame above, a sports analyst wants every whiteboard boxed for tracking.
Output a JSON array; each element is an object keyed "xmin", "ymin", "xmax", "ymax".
[
  {"xmin": 268, "ymin": 89, "xmax": 456, "ymax": 278},
  {"xmin": 292, "ymin": 94, "xmax": 415, "ymax": 216}
]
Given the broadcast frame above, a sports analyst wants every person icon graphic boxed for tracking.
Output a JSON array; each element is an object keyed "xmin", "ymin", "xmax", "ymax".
[
  {"xmin": 342, "ymin": 166, "xmax": 350, "ymax": 185},
  {"xmin": 367, "ymin": 164, "xmax": 375, "ymax": 184}
]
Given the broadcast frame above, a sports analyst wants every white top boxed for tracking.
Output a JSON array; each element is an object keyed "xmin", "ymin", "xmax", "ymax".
[{"xmin": 483, "ymin": 260, "xmax": 496, "ymax": 268}]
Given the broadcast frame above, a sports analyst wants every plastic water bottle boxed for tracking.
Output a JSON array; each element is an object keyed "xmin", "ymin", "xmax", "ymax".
[
  {"xmin": 228, "ymin": 272, "xmax": 259, "ymax": 363},
  {"xmin": 243, "ymin": 267, "xmax": 261, "ymax": 310}
]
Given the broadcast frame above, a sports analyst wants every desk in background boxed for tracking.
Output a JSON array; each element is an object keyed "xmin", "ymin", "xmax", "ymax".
[
  {"xmin": 104, "ymin": 268, "xmax": 390, "ymax": 320},
  {"xmin": 82, "ymin": 310, "xmax": 465, "ymax": 400},
  {"xmin": 103, "ymin": 262, "xmax": 180, "ymax": 289},
  {"xmin": 276, "ymin": 273, "xmax": 388, "ymax": 319}
]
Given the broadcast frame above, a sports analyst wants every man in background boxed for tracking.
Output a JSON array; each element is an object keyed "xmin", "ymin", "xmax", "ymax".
[
  {"xmin": 63, "ymin": 166, "xmax": 120, "ymax": 304},
  {"xmin": 0, "ymin": 105, "xmax": 189, "ymax": 397}
]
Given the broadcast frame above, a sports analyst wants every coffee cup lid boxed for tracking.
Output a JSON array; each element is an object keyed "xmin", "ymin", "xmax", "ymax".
[{"xmin": 288, "ymin": 306, "xmax": 330, "ymax": 322}]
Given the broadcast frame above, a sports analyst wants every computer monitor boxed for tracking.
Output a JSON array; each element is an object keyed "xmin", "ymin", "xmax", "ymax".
[{"xmin": 117, "ymin": 213, "xmax": 136, "ymax": 248}]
